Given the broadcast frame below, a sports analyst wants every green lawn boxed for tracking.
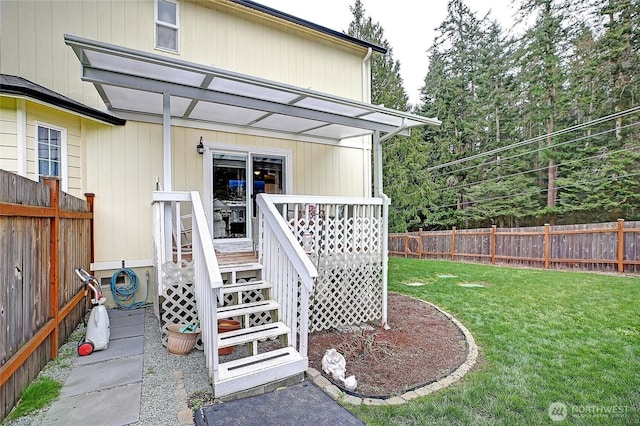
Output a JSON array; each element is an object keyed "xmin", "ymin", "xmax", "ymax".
[{"xmin": 351, "ymin": 258, "xmax": 640, "ymax": 425}]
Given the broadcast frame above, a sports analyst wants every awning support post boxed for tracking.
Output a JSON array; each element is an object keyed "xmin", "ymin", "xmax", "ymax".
[
  {"xmin": 163, "ymin": 92, "xmax": 173, "ymax": 262},
  {"xmin": 373, "ymin": 130, "xmax": 382, "ymax": 197},
  {"xmin": 163, "ymin": 92, "xmax": 172, "ymax": 192}
]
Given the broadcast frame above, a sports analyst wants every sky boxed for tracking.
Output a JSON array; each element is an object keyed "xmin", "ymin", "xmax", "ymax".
[{"xmin": 259, "ymin": 0, "xmax": 519, "ymax": 106}]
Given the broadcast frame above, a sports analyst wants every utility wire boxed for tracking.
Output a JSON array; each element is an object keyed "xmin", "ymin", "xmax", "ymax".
[
  {"xmin": 425, "ymin": 105, "xmax": 640, "ymax": 172},
  {"xmin": 441, "ymin": 145, "xmax": 635, "ymax": 193},
  {"xmin": 426, "ymin": 170, "xmax": 640, "ymax": 211},
  {"xmin": 431, "ymin": 121, "xmax": 640, "ymax": 180}
]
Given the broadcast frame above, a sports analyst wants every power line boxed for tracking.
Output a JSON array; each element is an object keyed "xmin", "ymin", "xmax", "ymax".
[
  {"xmin": 425, "ymin": 105, "xmax": 640, "ymax": 172},
  {"xmin": 432, "ymin": 121, "xmax": 640, "ymax": 181},
  {"xmin": 425, "ymin": 170, "xmax": 640, "ymax": 211},
  {"xmin": 433, "ymin": 122, "xmax": 640, "ymax": 192},
  {"xmin": 440, "ymin": 145, "xmax": 635, "ymax": 193}
]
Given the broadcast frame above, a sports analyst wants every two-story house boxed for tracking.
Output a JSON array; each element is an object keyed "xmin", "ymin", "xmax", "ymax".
[{"xmin": 1, "ymin": 0, "xmax": 439, "ymax": 397}]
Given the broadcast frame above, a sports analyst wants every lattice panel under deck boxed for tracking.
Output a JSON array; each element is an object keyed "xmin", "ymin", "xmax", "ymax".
[
  {"xmin": 308, "ymin": 252, "xmax": 383, "ymax": 332},
  {"xmin": 159, "ymin": 261, "xmax": 203, "ymax": 350},
  {"xmin": 285, "ymin": 209, "xmax": 384, "ymax": 332},
  {"xmin": 159, "ymin": 263, "xmax": 271, "ymax": 350}
]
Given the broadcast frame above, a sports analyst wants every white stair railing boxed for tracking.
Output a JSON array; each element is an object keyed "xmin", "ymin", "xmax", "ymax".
[
  {"xmin": 151, "ymin": 191, "xmax": 223, "ymax": 381},
  {"xmin": 256, "ymin": 194, "xmax": 318, "ymax": 357}
]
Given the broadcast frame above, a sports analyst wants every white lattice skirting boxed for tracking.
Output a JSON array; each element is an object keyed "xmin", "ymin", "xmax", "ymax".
[{"xmin": 308, "ymin": 251, "xmax": 383, "ymax": 332}]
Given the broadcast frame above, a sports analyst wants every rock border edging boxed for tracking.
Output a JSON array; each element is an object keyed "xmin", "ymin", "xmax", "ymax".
[{"xmin": 306, "ymin": 295, "xmax": 478, "ymax": 406}]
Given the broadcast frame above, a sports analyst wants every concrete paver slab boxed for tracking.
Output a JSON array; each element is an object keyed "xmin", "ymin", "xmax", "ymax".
[
  {"xmin": 76, "ymin": 335, "xmax": 144, "ymax": 366},
  {"xmin": 60, "ymin": 354, "xmax": 143, "ymax": 398},
  {"xmin": 109, "ymin": 311, "xmax": 145, "ymax": 328},
  {"xmin": 108, "ymin": 308, "xmax": 145, "ymax": 319},
  {"xmin": 110, "ymin": 322, "xmax": 145, "ymax": 340},
  {"xmin": 43, "ymin": 382, "xmax": 141, "ymax": 426}
]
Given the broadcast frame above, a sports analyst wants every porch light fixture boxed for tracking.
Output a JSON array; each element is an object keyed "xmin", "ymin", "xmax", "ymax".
[{"xmin": 196, "ymin": 136, "xmax": 205, "ymax": 154}]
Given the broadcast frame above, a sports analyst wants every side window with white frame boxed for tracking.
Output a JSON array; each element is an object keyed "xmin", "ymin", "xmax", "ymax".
[
  {"xmin": 155, "ymin": 0, "xmax": 179, "ymax": 53},
  {"xmin": 36, "ymin": 123, "xmax": 68, "ymax": 191}
]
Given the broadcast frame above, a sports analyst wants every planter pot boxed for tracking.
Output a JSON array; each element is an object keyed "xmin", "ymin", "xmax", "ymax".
[
  {"xmin": 218, "ymin": 319, "xmax": 241, "ymax": 355},
  {"xmin": 167, "ymin": 324, "xmax": 201, "ymax": 355}
]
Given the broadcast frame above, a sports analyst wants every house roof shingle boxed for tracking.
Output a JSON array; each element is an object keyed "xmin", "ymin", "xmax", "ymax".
[{"xmin": 0, "ymin": 74, "xmax": 126, "ymax": 126}]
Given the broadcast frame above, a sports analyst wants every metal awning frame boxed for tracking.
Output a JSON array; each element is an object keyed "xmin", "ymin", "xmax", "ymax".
[{"xmin": 64, "ymin": 34, "xmax": 441, "ymax": 192}]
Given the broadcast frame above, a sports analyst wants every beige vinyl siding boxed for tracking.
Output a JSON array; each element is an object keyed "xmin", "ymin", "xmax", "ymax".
[
  {"xmin": 82, "ymin": 121, "xmax": 163, "ymax": 262},
  {"xmin": 172, "ymin": 128, "xmax": 365, "ymax": 197},
  {"xmin": 0, "ymin": 97, "xmax": 18, "ymax": 171},
  {"xmin": 0, "ymin": 0, "xmax": 366, "ymax": 110},
  {"xmin": 1, "ymin": 0, "xmax": 371, "ymax": 264},
  {"xmin": 181, "ymin": 1, "xmax": 363, "ymax": 99}
]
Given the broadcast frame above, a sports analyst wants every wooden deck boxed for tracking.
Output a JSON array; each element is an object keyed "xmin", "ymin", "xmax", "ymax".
[{"xmin": 216, "ymin": 251, "xmax": 258, "ymax": 266}]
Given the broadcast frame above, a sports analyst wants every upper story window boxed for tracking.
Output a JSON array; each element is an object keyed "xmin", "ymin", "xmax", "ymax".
[
  {"xmin": 155, "ymin": 0, "xmax": 179, "ymax": 53},
  {"xmin": 37, "ymin": 123, "xmax": 68, "ymax": 191}
]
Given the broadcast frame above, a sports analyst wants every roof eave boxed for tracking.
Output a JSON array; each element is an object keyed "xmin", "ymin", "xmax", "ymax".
[
  {"xmin": 228, "ymin": 0, "xmax": 387, "ymax": 54},
  {"xmin": 0, "ymin": 75, "xmax": 126, "ymax": 126}
]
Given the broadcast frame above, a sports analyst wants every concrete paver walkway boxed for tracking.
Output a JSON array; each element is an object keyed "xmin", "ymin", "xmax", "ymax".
[
  {"xmin": 42, "ymin": 308, "xmax": 145, "ymax": 425},
  {"xmin": 39, "ymin": 307, "xmax": 365, "ymax": 426}
]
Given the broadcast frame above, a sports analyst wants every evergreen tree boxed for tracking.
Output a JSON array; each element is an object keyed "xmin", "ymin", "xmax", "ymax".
[
  {"xmin": 514, "ymin": 0, "xmax": 573, "ymax": 223},
  {"xmin": 348, "ymin": 0, "xmax": 421, "ymax": 231},
  {"xmin": 347, "ymin": 0, "xmax": 408, "ymax": 111},
  {"xmin": 419, "ymin": 0, "xmax": 535, "ymax": 228}
]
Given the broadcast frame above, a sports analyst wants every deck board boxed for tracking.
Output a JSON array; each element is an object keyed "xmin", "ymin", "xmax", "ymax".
[{"xmin": 216, "ymin": 251, "xmax": 258, "ymax": 266}]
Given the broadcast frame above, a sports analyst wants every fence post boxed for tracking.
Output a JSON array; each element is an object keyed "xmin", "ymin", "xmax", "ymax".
[
  {"xmin": 491, "ymin": 225, "xmax": 496, "ymax": 265},
  {"xmin": 85, "ymin": 193, "xmax": 95, "ymax": 267},
  {"xmin": 544, "ymin": 223, "xmax": 550, "ymax": 270},
  {"xmin": 44, "ymin": 177, "xmax": 60, "ymax": 359},
  {"xmin": 617, "ymin": 219, "xmax": 625, "ymax": 273},
  {"xmin": 451, "ymin": 227, "xmax": 456, "ymax": 261},
  {"xmin": 404, "ymin": 230, "xmax": 409, "ymax": 258},
  {"xmin": 418, "ymin": 228, "xmax": 423, "ymax": 258}
]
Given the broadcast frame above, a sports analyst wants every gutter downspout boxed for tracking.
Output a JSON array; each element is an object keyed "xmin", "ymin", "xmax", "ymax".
[
  {"xmin": 363, "ymin": 47, "xmax": 373, "ymax": 197},
  {"xmin": 362, "ymin": 47, "xmax": 372, "ymax": 102}
]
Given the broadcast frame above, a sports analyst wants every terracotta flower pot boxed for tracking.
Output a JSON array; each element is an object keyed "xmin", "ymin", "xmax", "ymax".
[
  {"xmin": 218, "ymin": 319, "xmax": 241, "ymax": 355},
  {"xmin": 167, "ymin": 324, "xmax": 201, "ymax": 355}
]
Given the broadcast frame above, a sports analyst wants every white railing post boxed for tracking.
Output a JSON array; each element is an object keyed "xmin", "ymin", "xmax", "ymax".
[
  {"xmin": 382, "ymin": 194, "xmax": 390, "ymax": 327},
  {"xmin": 257, "ymin": 194, "xmax": 318, "ymax": 357}
]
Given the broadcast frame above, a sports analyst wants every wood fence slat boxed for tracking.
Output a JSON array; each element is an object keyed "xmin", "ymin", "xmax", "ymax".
[
  {"xmin": 0, "ymin": 171, "xmax": 93, "ymax": 421},
  {"xmin": 389, "ymin": 218, "xmax": 640, "ymax": 275}
]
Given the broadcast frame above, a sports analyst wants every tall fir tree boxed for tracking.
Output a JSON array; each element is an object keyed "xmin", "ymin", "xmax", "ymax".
[
  {"xmin": 514, "ymin": 0, "xmax": 573, "ymax": 224},
  {"xmin": 348, "ymin": 0, "xmax": 429, "ymax": 231}
]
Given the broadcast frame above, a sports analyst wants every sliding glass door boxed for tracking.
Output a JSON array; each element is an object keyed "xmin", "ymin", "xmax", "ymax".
[{"xmin": 211, "ymin": 151, "xmax": 286, "ymax": 241}]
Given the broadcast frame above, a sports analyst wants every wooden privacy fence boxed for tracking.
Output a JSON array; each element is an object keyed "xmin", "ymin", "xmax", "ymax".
[
  {"xmin": 389, "ymin": 220, "xmax": 640, "ymax": 274},
  {"xmin": 0, "ymin": 170, "xmax": 94, "ymax": 420}
]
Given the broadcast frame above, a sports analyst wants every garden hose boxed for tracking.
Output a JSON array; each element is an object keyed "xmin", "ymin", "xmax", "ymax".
[{"xmin": 110, "ymin": 268, "xmax": 148, "ymax": 310}]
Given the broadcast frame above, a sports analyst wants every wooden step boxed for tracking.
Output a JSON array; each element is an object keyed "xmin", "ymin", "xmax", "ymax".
[
  {"xmin": 218, "ymin": 321, "xmax": 290, "ymax": 349},
  {"xmin": 217, "ymin": 300, "xmax": 280, "ymax": 319},
  {"xmin": 219, "ymin": 262, "xmax": 263, "ymax": 274},
  {"xmin": 219, "ymin": 280, "xmax": 272, "ymax": 296},
  {"xmin": 215, "ymin": 347, "xmax": 308, "ymax": 397}
]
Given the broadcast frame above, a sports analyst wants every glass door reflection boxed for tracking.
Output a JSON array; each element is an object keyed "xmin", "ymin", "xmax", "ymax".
[
  {"xmin": 212, "ymin": 153, "xmax": 247, "ymax": 239},
  {"xmin": 251, "ymin": 155, "xmax": 284, "ymax": 218}
]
